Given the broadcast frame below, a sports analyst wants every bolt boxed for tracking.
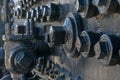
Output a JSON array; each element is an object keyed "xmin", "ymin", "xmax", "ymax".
[
  {"xmin": 75, "ymin": 0, "xmax": 99, "ymax": 18},
  {"xmin": 48, "ymin": 26, "xmax": 67, "ymax": 46},
  {"xmin": 49, "ymin": 69, "xmax": 54, "ymax": 78},
  {"xmin": 24, "ymin": 19, "xmax": 30, "ymax": 35},
  {"xmin": 79, "ymin": 31, "xmax": 101, "ymax": 57},
  {"xmin": 31, "ymin": 9, "xmax": 37, "ymax": 18},
  {"xmin": 48, "ymin": 3, "xmax": 60, "ymax": 21},
  {"xmin": 94, "ymin": 41, "xmax": 108, "ymax": 59},
  {"xmin": 42, "ymin": 6, "xmax": 49, "ymax": 17},
  {"xmin": 35, "ymin": 6, "xmax": 42, "ymax": 19},
  {"xmin": 33, "ymin": 7, "xmax": 42, "ymax": 22},
  {"xmin": 94, "ymin": 34, "xmax": 120, "ymax": 65}
]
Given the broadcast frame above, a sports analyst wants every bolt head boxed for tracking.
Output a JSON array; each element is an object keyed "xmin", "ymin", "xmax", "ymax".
[
  {"xmin": 49, "ymin": 26, "xmax": 67, "ymax": 46},
  {"xmin": 15, "ymin": 51, "xmax": 33, "ymax": 70},
  {"xmin": 94, "ymin": 41, "xmax": 108, "ymax": 59}
]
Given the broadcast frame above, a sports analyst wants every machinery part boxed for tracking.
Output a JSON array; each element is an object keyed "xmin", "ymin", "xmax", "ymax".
[
  {"xmin": 43, "ymin": 3, "xmax": 60, "ymax": 21},
  {"xmin": 14, "ymin": 7, "xmax": 26, "ymax": 19},
  {"xmin": 2, "ymin": 19, "xmax": 35, "ymax": 41},
  {"xmin": 40, "ymin": 6, "xmax": 48, "ymax": 22},
  {"xmin": 75, "ymin": 0, "xmax": 99, "ymax": 18},
  {"xmin": 33, "ymin": 41, "xmax": 51, "ymax": 57},
  {"xmin": 63, "ymin": 12, "xmax": 85, "ymax": 58},
  {"xmin": 26, "ymin": 5, "xmax": 47, "ymax": 21},
  {"xmin": 46, "ymin": 12, "xmax": 85, "ymax": 58},
  {"xmin": 17, "ymin": 0, "xmax": 56, "ymax": 8},
  {"xmin": 26, "ymin": 3, "xmax": 62, "ymax": 22},
  {"xmin": 63, "ymin": 16, "xmax": 78, "ymax": 58},
  {"xmin": 34, "ymin": 58, "xmax": 75, "ymax": 80},
  {"xmin": 92, "ymin": 0, "xmax": 118, "ymax": 15},
  {"xmin": 79, "ymin": 31, "xmax": 101, "ymax": 57},
  {"xmin": 5, "ymin": 42, "xmax": 36, "ymax": 74},
  {"xmin": 30, "ymin": 9, "xmax": 37, "ymax": 20},
  {"xmin": 94, "ymin": 34, "xmax": 120, "ymax": 66},
  {"xmin": 48, "ymin": 26, "xmax": 67, "ymax": 46},
  {"xmin": 2, "ymin": 0, "xmax": 120, "ymax": 80}
]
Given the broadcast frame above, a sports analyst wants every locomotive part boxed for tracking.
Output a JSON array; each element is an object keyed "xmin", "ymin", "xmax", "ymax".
[
  {"xmin": 75, "ymin": 0, "xmax": 99, "ymax": 18},
  {"xmin": 94, "ymin": 34, "xmax": 120, "ymax": 66},
  {"xmin": 1, "ymin": 0, "xmax": 120, "ymax": 80},
  {"xmin": 47, "ymin": 12, "xmax": 85, "ymax": 58},
  {"xmin": 4, "ymin": 42, "xmax": 36, "ymax": 74},
  {"xmin": 42, "ymin": 3, "xmax": 61, "ymax": 21},
  {"xmin": 26, "ymin": 3, "xmax": 61, "ymax": 22},
  {"xmin": 63, "ymin": 12, "xmax": 85, "ymax": 58},
  {"xmin": 48, "ymin": 26, "xmax": 67, "ymax": 46},
  {"xmin": 92, "ymin": 0, "xmax": 118, "ymax": 15},
  {"xmin": 79, "ymin": 31, "xmax": 101, "ymax": 58},
  {"xmin": 18, "ymin": 0, "xmax": 52, "ymax": 8},
  {"xmin": 2, "ymin": 19, "xmax": 36, "ymax": 41}
]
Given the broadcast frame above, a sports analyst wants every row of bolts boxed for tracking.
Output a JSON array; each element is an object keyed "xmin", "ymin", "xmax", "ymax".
[
  {"xmin": 16, "ymin": 0, "xmax": 120, "ymax": 21},
  {"xmin": 14, "ymin": 3, "xmax": 59, "ymax": 22},
  {"xmin": 35, "ymin": 57, "xmax": 82, "ymax": 80},
  {"xmin": 14, "ymin": 2, "xmax": 120, "ymax": 66}
]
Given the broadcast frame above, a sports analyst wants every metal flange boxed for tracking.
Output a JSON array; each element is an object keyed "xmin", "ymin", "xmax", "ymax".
[{"xmin": 63, "ymin": 12, "xmax": 85, "ymax": 58}]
